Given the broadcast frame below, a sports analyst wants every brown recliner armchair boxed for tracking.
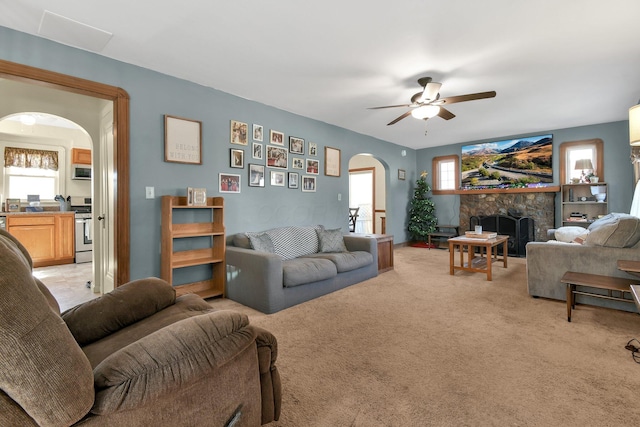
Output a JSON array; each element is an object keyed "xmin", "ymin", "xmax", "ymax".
[{"xmin": 0, "ymin": 229, "xmax": 281, "ymax": 426}]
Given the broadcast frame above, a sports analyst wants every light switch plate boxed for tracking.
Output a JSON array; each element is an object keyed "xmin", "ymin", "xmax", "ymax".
[{"xmin": 145, "ymin": 186, "xmax": 154, "ymax": 199}]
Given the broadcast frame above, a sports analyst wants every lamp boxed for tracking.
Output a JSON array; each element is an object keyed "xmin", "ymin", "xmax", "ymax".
[
  {"xmin": 411, "ymin": 105, "xmax": 440, "ymax": 120},
  {"xmin": 574, "ymin": 158, "xmax": 594, "ymax": 183},
  {"xmin": 630, "ymin": 101, "xmax": 640, "ymax": 146}
]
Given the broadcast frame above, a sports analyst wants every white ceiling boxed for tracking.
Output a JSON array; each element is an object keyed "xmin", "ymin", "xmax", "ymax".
[{"xmin": 1, "ymin": 0, "xmax": 639, "ymax": 150}]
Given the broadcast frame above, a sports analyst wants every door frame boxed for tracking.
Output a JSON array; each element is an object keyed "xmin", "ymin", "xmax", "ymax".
[
  {"xmin": 0, "ymin": 59, "xmax": 130, "ymax": 286},
  {"xmin": 349, "ymin": 167, "xmax": 376, "ymax": 233}
]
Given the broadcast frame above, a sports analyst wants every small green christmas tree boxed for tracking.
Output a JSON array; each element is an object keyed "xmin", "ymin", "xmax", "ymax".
[{"xmin": 408, "ymin": 171, "xmax": 437, "ymax": 242}]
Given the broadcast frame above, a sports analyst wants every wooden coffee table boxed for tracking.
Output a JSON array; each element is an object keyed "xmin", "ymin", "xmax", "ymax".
[{"xmin": 448, "ymin": 235, "xmax": 509, "ymax": 281}]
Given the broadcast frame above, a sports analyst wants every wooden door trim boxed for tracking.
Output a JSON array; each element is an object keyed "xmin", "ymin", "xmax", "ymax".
[{"xmin": 0, "ymin": 59, "xmax": 130, "ymax": 286}]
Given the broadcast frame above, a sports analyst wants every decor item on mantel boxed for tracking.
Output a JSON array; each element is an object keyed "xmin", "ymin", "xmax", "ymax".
[{"xmin": 408, "ymin": 170, "xmax": 437, "ymax": 244}]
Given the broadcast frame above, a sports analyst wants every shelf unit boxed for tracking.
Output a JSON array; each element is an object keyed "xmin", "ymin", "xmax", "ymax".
[
  {"xmin": 161, "ymin": 195, "xmax": 225, "ymax": 298},
  {"xmin": 561, "ymin": 183, "xmax": 608, "ymax": 228}
]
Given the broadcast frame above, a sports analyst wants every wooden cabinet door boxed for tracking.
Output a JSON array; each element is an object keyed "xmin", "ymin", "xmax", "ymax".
[
  {"xmin": 9, "ymin": 224, "xmax": 56, "ymax": 265},
  {"xmin": 55, "ymin": 214, "xmax": 75, "ymax": 259},
  {"xmin": 72, "ymin": 148, "xmax": 92, "ymax": 165}
]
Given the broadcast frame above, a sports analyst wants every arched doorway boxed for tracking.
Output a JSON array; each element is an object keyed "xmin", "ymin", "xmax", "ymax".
[{"xmin": 348, "ymin": 154, "xmax": 387, "ymax": 234}]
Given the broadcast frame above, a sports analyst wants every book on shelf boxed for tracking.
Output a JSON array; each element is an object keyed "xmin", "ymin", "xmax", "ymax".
[{"xmin": 464, "ymin": 231, "xmax": 498, "ymax": 239}]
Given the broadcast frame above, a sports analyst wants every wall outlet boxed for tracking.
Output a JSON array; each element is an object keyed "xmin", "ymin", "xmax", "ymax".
[{"xmin": 145, "ymin": 186, "xmax": 154, "ymax": 199}]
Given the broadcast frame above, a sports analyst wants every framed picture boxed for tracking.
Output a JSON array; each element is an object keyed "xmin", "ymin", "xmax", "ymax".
[
  {"xmin": 5, "ymin": 198, "xmax": 20, "ymax": 212},
  {"xmin": 230, "ymin": 148, "xmax": 244, "ymax": 168},
  {"xmin": 324, "ymin": 146, "xmax": 341, "ymax": 177},
  {"xmin": 308, "ymin": 142, "xmax": 318, "ymax": 156},
  {"xmin": 292, "ymin": 157, "xmax": 304, "ymax": 169},
  {"xmin": 267, "ymin": 145, "xmax": 288, "ymax": 169},
  {"xmin": 398, "ymin": 169, "xmax": 406, "ymax": 180},
  {"xmin": 302, "ymin": 175, "xmax": 316, "ymax": 192},
  {"xmin": 230, "ymin": 120, "xmax": 248, "ymax": 145},
  {"xmin": 253, "ymin": 124, "xmax": 263, "ymax": 142},
  {"xmin": 249, "ymin": 164, "xmax": 265, "ymax": 187},
  {"xmin": 164, "ymin": 115, "xmax": 202, "ymax": 164},
  {"xmin": 252, "ymin": 142, "xmax": 263, "ymax": 160},
  {"xmin": 219, "ymin": 173, "xmax": 241, "ymax": 193},
  {"xmin": 288, "ymin": 172, "xmax": 299, "ymax": 189},
  {"xmin": 271, "ymin": 170, "xmax": 286, "ymax": 186},
  {"xmin": 186, "ymin": 187, "xmax": 207, "ymax": 205},
  {"xmin": 306, "ymin": 158, "xmax": 319, "ymax": 175},
  {"xmin": 270, "ymin": 129, "xmax": 284, "ymax": 146},
  {"xmin": 289, "ymin": 136, "xmax": 304, "ymax": 154}
]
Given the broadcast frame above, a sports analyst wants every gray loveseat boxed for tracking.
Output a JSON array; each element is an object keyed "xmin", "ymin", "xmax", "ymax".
[
  {"xmin": 226, "ymin": 225, "xmax": 378, "ymax": 314},
  {"xmin": 526, "ymin": 213, "xmax": 640, "ymax": 312}
]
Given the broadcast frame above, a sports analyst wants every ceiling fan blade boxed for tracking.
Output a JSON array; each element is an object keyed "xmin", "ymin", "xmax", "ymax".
[
  {"xmin": 438, "ymin": 91, "xmax": 496, "ymax": 105},
  {"xmin": 387, "ymin": 110, "xmax": 413, "ymax": 126},
  {"xmin": 437, "ymin": 107, "xmax": 456, "ymax": 120},
  {"xmin": 368, "ymin": 104, "xmax": 413, "ymax": 110}
]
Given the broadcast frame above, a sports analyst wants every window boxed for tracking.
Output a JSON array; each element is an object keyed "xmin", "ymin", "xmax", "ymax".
[
  {"xmin": 3, "ymin": 145, "xmax": 62, "ymax": 201},
  {"xmin": 559, "ymin": 139, "xmax": 604, "ymax": 184},
  {"xmin": 432, "ymin": 155, "xmax": 460, "ymax": 194}
]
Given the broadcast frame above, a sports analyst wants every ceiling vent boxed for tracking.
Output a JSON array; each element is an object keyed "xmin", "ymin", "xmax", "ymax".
[{"xmin": 38, "ymin": 10, "xmax": 112, "ymax": 53}]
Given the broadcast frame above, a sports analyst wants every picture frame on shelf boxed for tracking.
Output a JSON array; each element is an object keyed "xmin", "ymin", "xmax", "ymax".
[
  {"xmin": 288, "ymin": 172, "xmax": 299, "ymax": 189},
  {"xmin": 164, "ymin": 115, "xmax": 202, "ymax": 165},
  {"xmin": 398, "ymin": 169, "xmax": 406, "ymax": 180},
  {"xmin": 270, "ymin": 129, "xmax": 284, "ymax": 146},
  {"xmin": 192, "ymin": 188, "xmax": 207, "ymax": 206},
  {"xmin": 324, "ymin": 146, "xmax": 340, "ymax": 177},
  {"xmin": 6, "ymin": 198, "xmax": 20, "ymax": 212},
  {"xmin": 308, "ymin": 142, "xmax": 317, "ymax": 156},
  {"xmin": 230, "ymin": 120, "xmax": 248, "ymax": 145},
  {"xmin": 306, "ymin": 158, "xmax": 319, "ymax": 175},
  {"xmin": 252, "ymin": 142, "xmax": 263, "ymax": 160},
  {"xmin": 249, "ymin": 164, "xmax": 265, "ymax": 187},
  {"xmin": 271, "ymin": 170, "xmax": 286, "ymax": 186},
  {"xmin": 292, "ymin": 157, "xmax": 304, "ymax": 169},
  {"xmin": 219, "ymin": 173, "xmax": 241, "ymax": 193},
  {"xmin": 267, "ymin": 145, "xmax": 288, "ymax": 169},
  {"xmin": 289, "ymin": 136, "xmax": 304, "ymax": 154},
  {"xmin": 186, "ymin": 187, "xmax": 194, "ymax": 206},
  {"xmin": 230, "ymin": 148, "xmax": 244, "ymax": 168},
  {"xmin": 253, "ymin": 124, "xmax": 264, "ymax": 142},
  {"xmin": 302, "ymin": 175, "xmax": 316, "ymax": 192}
]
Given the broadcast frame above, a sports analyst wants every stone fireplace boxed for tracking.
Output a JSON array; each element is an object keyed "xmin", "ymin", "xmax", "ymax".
[{"xmin": 459, "ymin": 191, "xmax": 556, "ymax": 245}]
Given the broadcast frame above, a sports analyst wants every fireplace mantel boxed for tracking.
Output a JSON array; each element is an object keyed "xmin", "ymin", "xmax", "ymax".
[{"xmin": 455, "ymin": 186, "xmax": 560, "ymax": 195}]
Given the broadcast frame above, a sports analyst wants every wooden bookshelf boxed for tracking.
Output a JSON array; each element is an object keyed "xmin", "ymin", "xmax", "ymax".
[{"xmin": 161, "ymin": 195, "xmax": 225, "ymax": 298}]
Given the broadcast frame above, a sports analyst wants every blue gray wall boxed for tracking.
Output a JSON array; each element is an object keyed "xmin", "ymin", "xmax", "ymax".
[
  {"xmin": 0, "ymin": 26, "xmax": 416, "ymax": 280},
  {"xmin": 417, "ymin": 120, "xmax": 634, "ymax": 228}
]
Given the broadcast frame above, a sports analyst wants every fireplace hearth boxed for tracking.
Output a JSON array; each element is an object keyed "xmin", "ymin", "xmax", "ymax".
[{"xmin": 470, "ymin": 214, "xmax": 534, "ymax": 257}]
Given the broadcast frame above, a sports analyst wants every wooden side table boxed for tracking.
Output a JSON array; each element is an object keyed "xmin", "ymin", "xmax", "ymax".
[
  {"xmin": 351, "ymin": 233, "xmax": 394, "ymax": 273},
  {"xmin": 427, "ymin": 224, "xmax": 459, "ymax": 249}
]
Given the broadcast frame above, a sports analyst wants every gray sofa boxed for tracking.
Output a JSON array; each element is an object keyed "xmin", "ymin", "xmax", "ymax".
[
  {"xmin": 526, "ymin": 213, "xmax": 640, "ymax": 312},
  {"xmin": 226, "ymin": 225, "xmax": 378, "ymax": 314}
]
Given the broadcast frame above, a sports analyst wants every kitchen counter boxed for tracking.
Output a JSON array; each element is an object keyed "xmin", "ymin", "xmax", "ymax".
[{"xmin": 0, "ymin": 211, "xmax": 74, "ymax": 216}]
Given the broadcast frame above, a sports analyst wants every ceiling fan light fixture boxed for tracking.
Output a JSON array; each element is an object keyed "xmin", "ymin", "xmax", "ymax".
[
  {"xmin": 419, "ymin": 82, "xmax": 442, "ymax": 103},
  {"xmin": 411, "ymin": 105, "xmax": 440, "ymax": 120}
]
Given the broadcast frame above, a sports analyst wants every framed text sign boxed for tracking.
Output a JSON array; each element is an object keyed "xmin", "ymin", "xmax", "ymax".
[
  {"xmin": 324, "ymin": 146, "xmax": 341, "ymax": 177},
  {"xmin": 164, "ymin": 115, "xmax": 202, "ymax": 164}
]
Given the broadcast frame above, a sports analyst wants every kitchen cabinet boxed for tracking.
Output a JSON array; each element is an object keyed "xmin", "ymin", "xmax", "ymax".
[
  {"xmin": 72, "ymin": 148, "xmax": 92, "ymax": 165},
  {"xmin": 161, "ymin": 195, "xmax": 225, "ymax": 298},
  {"xmin": 561, "ymin": 183, "xmax": 608, "ymax": 228},
  {"xmin": 6, "ymin": 213, "xmax": 75, "ymax": 267}
]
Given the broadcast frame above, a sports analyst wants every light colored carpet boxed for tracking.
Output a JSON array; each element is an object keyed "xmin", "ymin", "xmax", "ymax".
[{"xmin": 210, "ymin": 246, "xmax": 640, "ymax": 426}]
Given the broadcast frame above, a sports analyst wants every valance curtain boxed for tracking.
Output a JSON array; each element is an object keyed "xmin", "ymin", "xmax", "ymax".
[{"xmin": 4, "ymin": 147, "xmax": 58, "ymax": 171}]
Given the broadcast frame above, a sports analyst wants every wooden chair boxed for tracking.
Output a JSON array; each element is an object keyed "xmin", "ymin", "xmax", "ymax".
[{"xmin": 348, "ymin": 207, "xmax": 359, "ymax": 232}]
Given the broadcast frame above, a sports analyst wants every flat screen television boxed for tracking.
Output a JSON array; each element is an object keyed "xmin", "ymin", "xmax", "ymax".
[{"xmin": 461, "ymin": 134, "xmax": 553, "ymax": 189}]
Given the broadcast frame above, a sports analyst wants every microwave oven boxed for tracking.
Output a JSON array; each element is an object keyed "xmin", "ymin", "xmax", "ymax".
[{"xmin": 72, "ymin": 164, "xmax": 91, "ymax": 180}]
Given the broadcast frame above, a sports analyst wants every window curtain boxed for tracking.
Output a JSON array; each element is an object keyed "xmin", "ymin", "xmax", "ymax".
[{"xmin": 4, "ymin": 147, "xmax": 58, "ymax": 171}]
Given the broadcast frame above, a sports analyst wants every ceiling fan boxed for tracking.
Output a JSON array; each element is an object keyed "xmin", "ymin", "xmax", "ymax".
[{"xmin": 369, "ymin": 77, "xmax": 496, "ymax": 126}]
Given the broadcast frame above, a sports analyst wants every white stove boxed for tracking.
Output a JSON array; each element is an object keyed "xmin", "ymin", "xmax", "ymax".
[{"xmin": 70, "ymin": 197, "xmax": 92, "ymax": 263}]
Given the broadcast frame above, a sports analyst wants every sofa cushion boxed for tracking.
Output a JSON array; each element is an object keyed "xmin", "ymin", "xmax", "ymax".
[
  {"xmin": 317, "ymin": 228, "xmax": 348, "ymax": 253},
  {"xmin": 246, "ymin": 232, "xmax": 276, "ymax": 253},
  {"xmin": 264, "ymin": 226, "xmax": 322, "ymax": 260},
  {"xmin": 585, "ymin": 213, "xmax": 640, "ymax": 248},
  {"xmin": 282, "ymin": 257, "xmax": 337, "ymax": 287},
  {"xmin": 554, "ymin": 226, "xmax": 589, "ymax": 243},
  {"xmin": 304, "ymin": 251, "xmax": 374, "ymax": 273}
]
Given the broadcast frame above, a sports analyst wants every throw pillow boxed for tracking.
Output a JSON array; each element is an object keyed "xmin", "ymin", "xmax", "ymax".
[
  {"xmin": 246, "ymin": 232, "xmax": 276, "ymax": 253},
  {"xmin": 585, "ymin": 213, "xmax": 640, "ymax": 248},
  {"xmin": 554, "ymin": 226, "xmax": 588, "ymax": 243},
  {"xmin": 317, "ymin": 228, "xmax": 348, "ymax": 253}
]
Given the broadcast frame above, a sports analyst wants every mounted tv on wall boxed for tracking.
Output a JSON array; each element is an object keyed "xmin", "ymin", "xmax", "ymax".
[{"xmin": 461, "ymin": 134, "xmax": 553, "ymax": 190}]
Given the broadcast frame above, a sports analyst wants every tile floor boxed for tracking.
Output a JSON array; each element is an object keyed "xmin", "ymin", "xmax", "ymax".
[{"xmin": 33, "ymin": 262, "xmax": 99, "ymax": 312}]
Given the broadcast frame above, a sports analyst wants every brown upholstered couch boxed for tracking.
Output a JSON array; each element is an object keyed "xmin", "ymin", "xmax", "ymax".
[{"xmin": 0, "ymin": 229, "xmax": 281, "ymax": 426}]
